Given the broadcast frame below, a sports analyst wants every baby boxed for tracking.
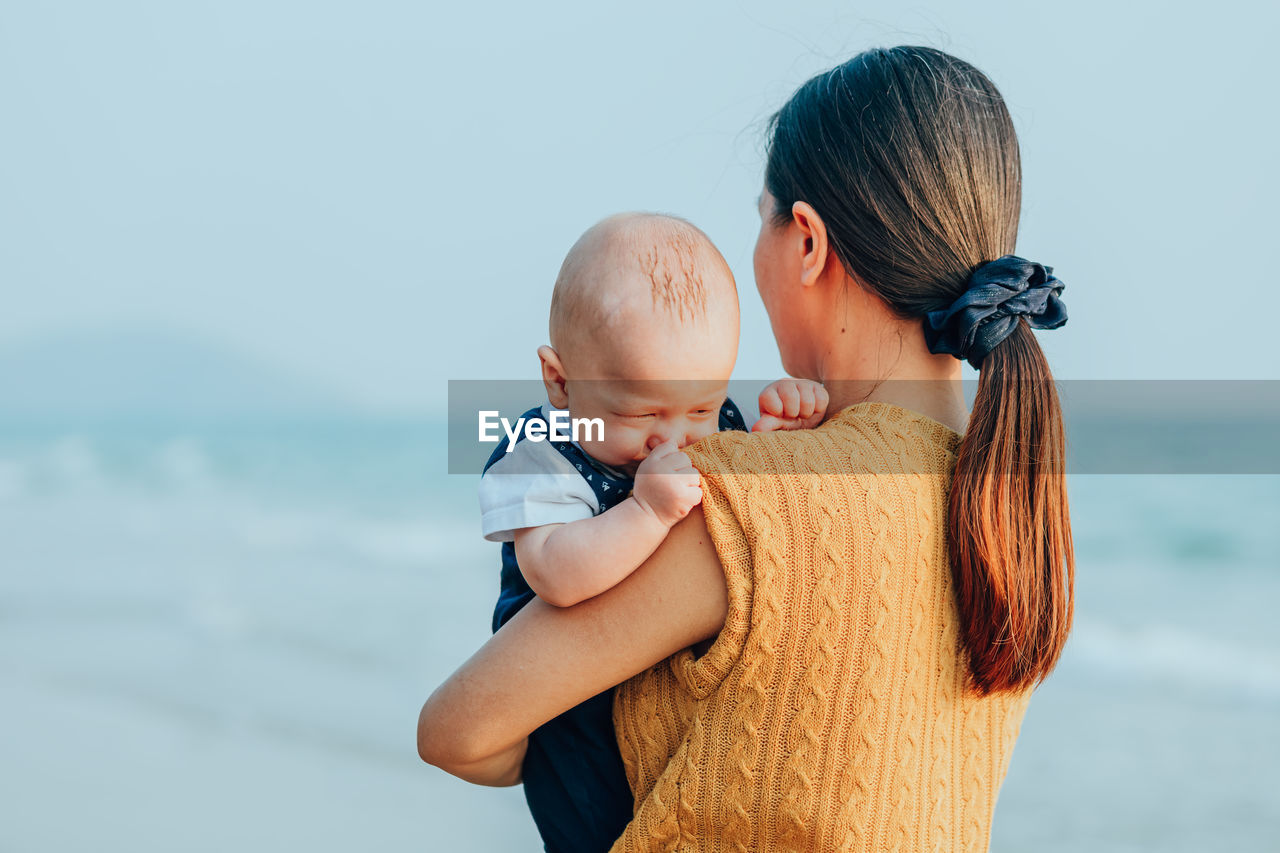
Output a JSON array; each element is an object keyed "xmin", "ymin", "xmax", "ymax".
[{"xmin": 477, "ymin": 212, "xmax": 827, "ymax": 852}]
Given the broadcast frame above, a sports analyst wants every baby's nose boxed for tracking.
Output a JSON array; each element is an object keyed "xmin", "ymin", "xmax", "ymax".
[{"xmin": 646, "ymin": 431, "xmax": 676, "ymax": 452}]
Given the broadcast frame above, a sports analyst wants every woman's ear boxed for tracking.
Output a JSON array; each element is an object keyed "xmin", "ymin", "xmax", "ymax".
[
  {"xmin": 537, "ymin": 345, "xmax": 570, "ymax": 409},
  {"xmin": 791, "ymin": 201, "xmax": 832, "ymax": 288}
]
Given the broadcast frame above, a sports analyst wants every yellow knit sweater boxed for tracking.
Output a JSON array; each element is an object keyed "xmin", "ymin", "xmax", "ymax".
[{"xmin": 610, "ymin": 402, "xmax": 1032, "ymax": 852}]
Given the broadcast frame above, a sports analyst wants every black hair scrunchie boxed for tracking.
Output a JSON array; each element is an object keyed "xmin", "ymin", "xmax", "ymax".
[{"xmin": 923, "ymin": 255, "xmax": 1068, "ymax": 368}]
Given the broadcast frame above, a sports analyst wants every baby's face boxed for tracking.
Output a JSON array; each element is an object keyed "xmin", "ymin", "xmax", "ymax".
[
  {"xmin": 561, "ymin": 310, "xmax": 737, "ymax": 475},
  {"xmin": 567, "ymin": 378, "xmax": 730, "ymax": 475}
]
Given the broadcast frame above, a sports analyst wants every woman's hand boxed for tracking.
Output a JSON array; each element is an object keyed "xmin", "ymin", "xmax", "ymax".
[{"xmin": 417, "ymin": 506, "xmax": 729, "ymax": 781}]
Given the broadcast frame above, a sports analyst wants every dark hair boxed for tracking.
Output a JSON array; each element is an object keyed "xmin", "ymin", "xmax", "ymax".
[{"xmin": 765, "ymin": 46, "xmax": 1074, "ymax": 695}]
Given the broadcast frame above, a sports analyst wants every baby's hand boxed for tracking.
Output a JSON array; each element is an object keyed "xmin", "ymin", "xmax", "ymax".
[
  {"xmin": 632, "ymin": 440, "xmax": 702, "ymax": 528},
  {"xmin": 754, "ymin": 378, "xmax": 829, "ymax": 432}
]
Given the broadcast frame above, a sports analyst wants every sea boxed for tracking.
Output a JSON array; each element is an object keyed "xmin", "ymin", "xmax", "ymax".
[{"xmin": 1, "ymin": 417, "xmax": 1276, "ymax": 852}]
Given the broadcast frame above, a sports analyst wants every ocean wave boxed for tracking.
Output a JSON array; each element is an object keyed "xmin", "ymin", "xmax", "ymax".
[
  {"xmin": 0, "ymin": 434, "xmax": 212, "ymax": 496},
  {"xmin": 153, "ymin": 436, "xmax": 216, "ymax": 489},
  {"xmin": 1067, "ymin": 619, "xmax": 1280, "ymax": 701},
  {"xmin": 0, "ymin": 457, "xmax": 26, "ymax": 499},
  {"xmin": 232, "ymin": 508, "xmax": 471, "ymax": 566},
  {"xmin": 0, "ymin": 429, "xmax": 479, "ymax": 567}
]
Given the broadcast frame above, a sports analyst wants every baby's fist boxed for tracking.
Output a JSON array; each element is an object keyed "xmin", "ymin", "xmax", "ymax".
[
  {"xmin": 754, "ymin": 378, "xmax": 829, "ymax": 432},
  {"xmin": 632, "ymin": 441, "xmax": 702, "ymax": 528}
]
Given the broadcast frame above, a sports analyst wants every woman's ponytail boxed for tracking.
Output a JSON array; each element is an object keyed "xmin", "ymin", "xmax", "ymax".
[{"xmin": 949, "ymin": 322, "xmax": 1074, "ymax": 694}]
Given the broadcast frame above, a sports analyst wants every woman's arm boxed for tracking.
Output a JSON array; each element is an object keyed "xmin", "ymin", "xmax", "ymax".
[
  {"xmin": 425, "ymin": 739, "xmax": 528, "ymax": 788},
  {"xmin": 417, "ymin": 505, "xmax": 729, "ymax": 782}
]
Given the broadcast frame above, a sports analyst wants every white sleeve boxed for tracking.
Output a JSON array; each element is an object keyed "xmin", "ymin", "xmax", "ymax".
[{"xmin": 478, "ymin": 439, "xmax": 601, "ymax": 542}]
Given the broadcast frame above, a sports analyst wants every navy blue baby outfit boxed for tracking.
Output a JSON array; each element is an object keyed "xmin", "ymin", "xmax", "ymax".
[{"xmin": 482, "ymin": 400, "xmax": 747, "ymax": 853}]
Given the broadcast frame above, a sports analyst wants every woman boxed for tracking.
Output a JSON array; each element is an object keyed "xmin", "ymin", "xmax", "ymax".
[{"xmin": 419, "ymin": 45, "xmax": 1073, "ymax": 852}]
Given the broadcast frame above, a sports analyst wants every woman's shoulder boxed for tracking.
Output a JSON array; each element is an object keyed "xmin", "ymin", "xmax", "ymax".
[
  {"xmin": 687, "ymin": 401, "xmax": 961, "ymax": 478},
  {"xmin": 683, "ymin": 422, "xmax": 795, "ymax": 474}
]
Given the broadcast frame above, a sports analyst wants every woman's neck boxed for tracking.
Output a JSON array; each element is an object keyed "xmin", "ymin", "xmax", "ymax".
[
  {"xmin": 823, "ymin": 379, "xmax": 968, "ymax": 434},
  {"xmin": 815, "ymin": 311, "xmax": 969, "ymax": 434}
]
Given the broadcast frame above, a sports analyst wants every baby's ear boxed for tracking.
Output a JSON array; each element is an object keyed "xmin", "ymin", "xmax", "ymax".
[{"xmin": 537, "ymin": 345, "xmax": 569, "ymax": 409}]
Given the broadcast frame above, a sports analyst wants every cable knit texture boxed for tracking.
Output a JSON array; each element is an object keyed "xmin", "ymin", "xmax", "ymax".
[{"xmin": 610, "ymin": 402, "xmax": 1032, "ymax": 852}]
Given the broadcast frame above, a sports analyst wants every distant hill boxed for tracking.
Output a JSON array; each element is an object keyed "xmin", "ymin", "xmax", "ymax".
[{"xmin": 0, "ymin": 329, "xmax": 357, "ymax": 422}]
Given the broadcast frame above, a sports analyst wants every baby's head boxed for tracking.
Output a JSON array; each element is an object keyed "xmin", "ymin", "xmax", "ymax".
[{"xmin": 538, "ymin": 212, "xmax": 739, "ymax": 473}]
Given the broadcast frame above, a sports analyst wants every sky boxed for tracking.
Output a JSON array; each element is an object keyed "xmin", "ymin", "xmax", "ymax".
[{"xmin": 2, "ymin": 0, "xmax": 1277, "ymax": 415}]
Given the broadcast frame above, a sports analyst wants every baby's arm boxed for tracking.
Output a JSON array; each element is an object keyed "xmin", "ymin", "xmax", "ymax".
[
  {"xmin": 513, "ymin": 441, "xmax": 701, "ymax": 608},
  {"xmin": 753, "ymin": 378, "xmax": 830, "ymax": 432}
]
